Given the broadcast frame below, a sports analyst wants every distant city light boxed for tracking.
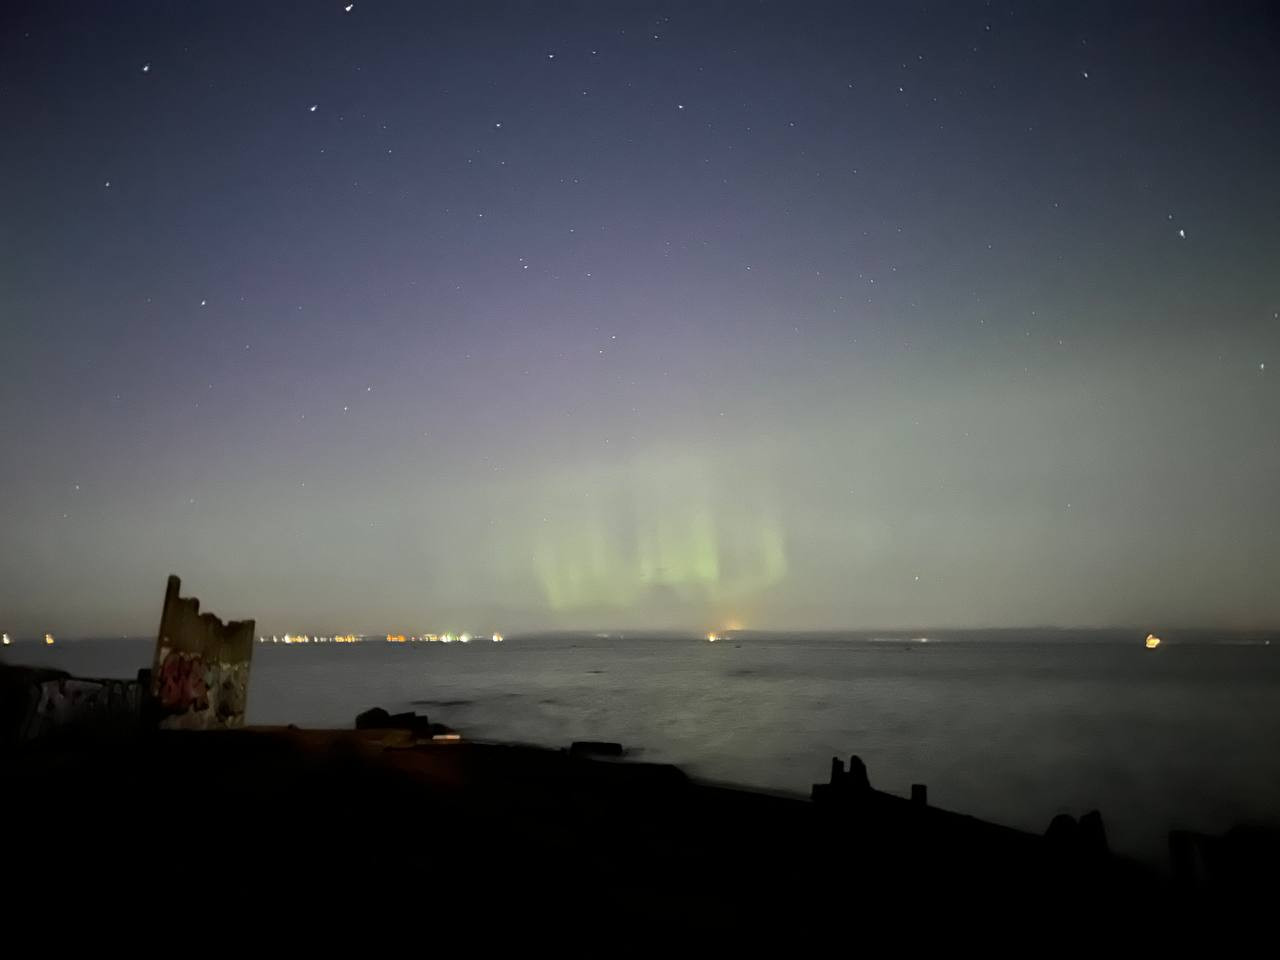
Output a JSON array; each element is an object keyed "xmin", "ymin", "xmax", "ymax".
[
  {"xmin": 253, "ymin": 630, "xmax": 499, "ymax": 647},
  {"xmin": 259, "ymin": 633, "xmax": 365, "ymax": 644},
  {"xmin": 44, "ymin": 633, "xmax": 55, "ymax": 645},
  {"xmin": 1146, "ymin": 633, "xmax": 1162, "ymax": 650},
  {"xmin": 706, "ymin": 632, "xmax": 718, "ymax": 643},
  {"xmin": 2, "ymin": 633, "xmax": 10, "ymax": 646}
]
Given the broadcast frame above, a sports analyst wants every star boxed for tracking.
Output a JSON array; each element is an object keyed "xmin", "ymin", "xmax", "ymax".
[
  {"xmin": 141, "ymin": 63, "xmax": 151, "ymax": 73},
  {"xmin": 200, "ymin": 299, "xmax": 207, "ymax": 306},
  {"xmin": 309, "ymin": 104, "xmax": 318, "ymax": 112},
  {"xmin": 104, "ymin": 181, "xmax": 111, "ymax": 188},
  {"xmin": 1178, "ymin": 228, "xmax": 1186, "ymax": 238},
  {"xmin": 1081, "ymin": 70, "xmax": 1089, "ymax": 79},
  {"xmin": 344, "ymin": 3, "xmax": 354, "ymax": 11}
]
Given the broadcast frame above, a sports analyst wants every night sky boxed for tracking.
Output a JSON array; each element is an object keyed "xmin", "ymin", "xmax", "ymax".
[{"xmin": 2, "ymin": 1, "xmax": 1278, "ymax": 637}]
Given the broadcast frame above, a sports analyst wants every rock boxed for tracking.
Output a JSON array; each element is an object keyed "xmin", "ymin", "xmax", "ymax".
[
  {"xmin": 355, "ymin": 706, "xmax": 391, "ymax": 729},
  {"xmin": 569, "ymin": 740, "xmax": 625, "ymax": 758},
  {"xmin": 845, "ymin": 755, "xmax": 871, "ymax": 793},
  {"xmin": 1044, "ymin": 813, "xmax": 1078, "ymax": 847},
  {"xmin": 1078, "ymin": 810, "xmax": 1108, "ymax": 855},
  {"xmin": 355, "ymin": 707, "xmax": 435, "ymax": 737}
]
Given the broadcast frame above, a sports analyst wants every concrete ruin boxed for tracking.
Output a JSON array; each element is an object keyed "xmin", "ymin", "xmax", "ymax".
[
  {"xmin": 150, "ymin": 575, "xmax": 254, "ymax": 729},
  {"xmin": 0, "ymin": 665, "xmax": 146, "ymax": 744}
]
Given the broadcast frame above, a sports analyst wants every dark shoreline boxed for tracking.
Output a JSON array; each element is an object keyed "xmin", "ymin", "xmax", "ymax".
[{"xmin": 6, "ymin": 658, "xmax": 1275, "ymax": 919}]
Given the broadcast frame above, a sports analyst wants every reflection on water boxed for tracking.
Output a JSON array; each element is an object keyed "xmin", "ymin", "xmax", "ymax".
[{"xmin": 15, "ymin": 631, "xmax": 1280, "ymax": 865}]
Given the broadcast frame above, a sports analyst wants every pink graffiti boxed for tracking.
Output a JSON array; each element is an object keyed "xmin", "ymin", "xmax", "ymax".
[{"xmin": 157, "ymin": 653, "xmax": 209, "ymax": 713}]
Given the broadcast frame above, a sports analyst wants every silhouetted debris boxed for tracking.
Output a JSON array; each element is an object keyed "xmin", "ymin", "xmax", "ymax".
[
  {"xmin": 0, "ymin": 662, "xmax": 144, "ymax": 745},
  {"xmin": 354, "ymin": 706, "xmax": 454, "ymax": 739},
  {"xmin": 1045, "ymin": 810, "xmax": 1109, "ymax": 860},
  {"xmin": 355, "ymin": 706, "xmax": 392, "ymax": 729},
  {"xmin": 811, "ymin": 753, "xmax": 871, "ymax": 802},
  {"xmin": 1079, "ymin": 809, "xmax": 1109, "ymax": 856},
  {"xmin": 569, "ymin": 740, "xmax": 625, "ymax": 758}
]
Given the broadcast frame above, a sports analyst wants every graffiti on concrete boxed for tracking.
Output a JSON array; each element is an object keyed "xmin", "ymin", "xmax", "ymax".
[
  {"xmin": 20, "ymin": 675, "xmax": 144, "ymax": 741},
  {"xmin": 150, "ymin": 575, "xmax": 254, "ymax": 730}
]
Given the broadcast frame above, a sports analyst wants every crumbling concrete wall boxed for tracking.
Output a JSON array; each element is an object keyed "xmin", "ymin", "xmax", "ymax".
[
  {"xmin": 150, "ymin": 575, "xmax": 254, "ymax": 729},
  {"xmin": 0, "ymin": 666, "xmax": 145, "ymax": 744}
]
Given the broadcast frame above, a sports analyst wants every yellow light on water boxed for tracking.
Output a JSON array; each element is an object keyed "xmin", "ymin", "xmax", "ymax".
[
  {"xmin": 492, "ymin": 632, "xmax": 504, "ymax": 643},
  {"xmin": 1145, "ymin": 633, "xmax": 1162, "ymax": 650},
  {"xmin": 706, "ymin": 632, "xmax": 718, "ymax": 643}
]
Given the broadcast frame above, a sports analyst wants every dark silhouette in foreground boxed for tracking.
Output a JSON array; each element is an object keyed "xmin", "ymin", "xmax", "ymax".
[
  {"xmin": 2, "ymin": 575, "xmax": 1274, "ymax": 928},
  {"xmin": 3, "ymin": 670, "xmax": 1275, "ymax": 922}
]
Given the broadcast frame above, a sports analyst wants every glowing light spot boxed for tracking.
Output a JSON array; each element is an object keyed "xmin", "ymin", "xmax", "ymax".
[
  {"xmin": 706, "ymin": 632, "xmax": 718, "ymax": 643},
  {"xmin": 45, "ymin": 633, "xmax": 55, "ymax": 645},
  {"xmin": 492, "ymin": 632, "xmax": 504, "ymax": 643},
  {"xmin": 1145, "ymin": 633, "xmax": 1162, "ymax": 649}
]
